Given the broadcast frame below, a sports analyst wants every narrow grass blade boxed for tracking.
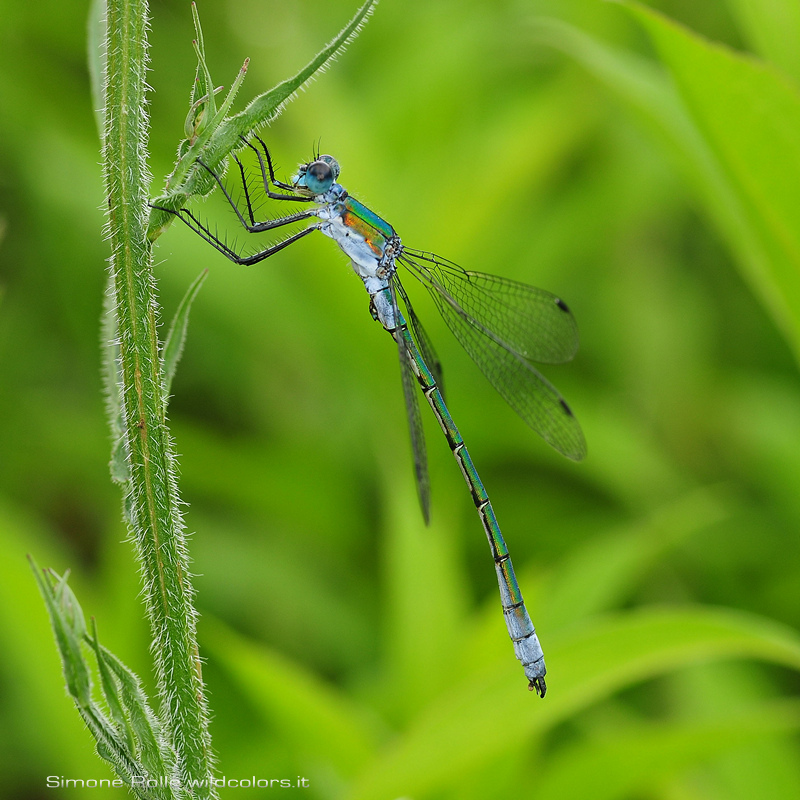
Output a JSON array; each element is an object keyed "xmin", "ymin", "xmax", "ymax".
[
  {"xmin": 533, "ymin": 11, "xmax": 800, "ymax": 360},
  {"xmin": 201, "ymin": 616, "xmax": 380, "ymax": 780},
  {"xmin": 349, "ymin": 606, "xmax": 800, "ymax": 800},
  {"xmin": 624, "ymin": 2, "xmax": 800, "ymax": 358},
  {"xmin": 162, "ymin": 269, "xmax": 208, "ymax": 401},
  {"xmin": 542, "ymin": 485, "xmax": 731, "ymax": 629},
  {"xmin": 727, "ymin": 0, "xmax": 800, "ymax": 85},
  {"xmin": 191, "ymin": 2, "xmax": 216, "ymax": 121},
  {"xmin": 534, "ymin": 699, "xmax": 800, "ymax": 800}
]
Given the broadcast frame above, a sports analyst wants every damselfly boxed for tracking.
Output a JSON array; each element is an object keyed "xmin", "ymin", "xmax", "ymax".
[{"xmin": 157, "ymin": 136, "xmax": 586, "ymax": 696}]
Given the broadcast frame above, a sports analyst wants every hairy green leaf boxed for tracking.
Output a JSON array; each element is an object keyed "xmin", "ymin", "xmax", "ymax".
[
  {"xmin": 31, "ymin": 561, "xmax": 172, "ymax": 799},
  {"xmin": 162, "ymin": 269, "xmax": 208, "ymax": 401},
  {"xmin": 31, "ymin": 560, "xmax": 92, "ymax": 706},
  {"xmin": 94, "ymin": 638, "xmax": 176, "ymax": 788},
  {"xmin": 148, "ymin": 0, "xmax": 379, "ymax": 238}
]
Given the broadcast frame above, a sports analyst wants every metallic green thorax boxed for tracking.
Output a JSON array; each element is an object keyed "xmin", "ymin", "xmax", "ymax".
[{"xmin": 342, "ymin": 197, "xmax": 396, "ymax": 256}]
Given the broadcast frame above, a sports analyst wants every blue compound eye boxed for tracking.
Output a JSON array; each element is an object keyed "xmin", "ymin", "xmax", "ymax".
[{"xmin": 304, "ymin": 160, "xmax": 334, "ymax": 194}]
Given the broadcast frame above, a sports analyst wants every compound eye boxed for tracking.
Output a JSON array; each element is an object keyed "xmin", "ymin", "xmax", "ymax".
[
  {"xmin": 319, "ymin": 154, "xmax": 340, "ymax": 180},
  {"xmin": 305, "ymin": 160, "xmax": 334, "ymax": 194}
]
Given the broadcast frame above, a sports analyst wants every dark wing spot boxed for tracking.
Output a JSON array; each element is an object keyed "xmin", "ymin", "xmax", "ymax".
[
  {"xmin": 559, "ymin": 398, "xmax": 574, "ymax": 417},
  {"xmin": 555, "ymin": 297, "xmax": 570, "ymax": 313}
]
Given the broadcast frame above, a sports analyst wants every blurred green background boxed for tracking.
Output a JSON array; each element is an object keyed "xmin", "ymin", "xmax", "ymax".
[{"xmin": 3, "ymin": 0, "xmax": 800, "ymax": 797}]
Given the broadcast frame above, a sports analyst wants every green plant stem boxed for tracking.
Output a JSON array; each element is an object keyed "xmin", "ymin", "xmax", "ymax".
[{"xmin": 103, "ymin": 0, "xmax": 213, "ymax": 795}]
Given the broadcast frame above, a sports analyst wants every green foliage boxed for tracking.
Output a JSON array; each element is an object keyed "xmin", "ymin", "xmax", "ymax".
[
  {"xmin": 17, "ymin": 1, "xmax": 378, "ymax": 797},
  {"xmin": 162, "ymin": 269, "xmax": 209, "ymax": 400},
  {"xmin": 103, "ymin": 0, "xmax": 214, "ymax": 793},
  {"xmin": 625, "ymin": 0, "xmax": 800, "ymax": 359},
  {"xmin": 727, "ymin": 0, "xmax": 800, "ymax": 84},
  {"xmin": 148, "ymin": 0, "xmax": 379, "ymax": 238},
  {"xmin": 534, "ymin": 1, "xmax": 800, "ymax": 361},
  {"xmin": 31, "ymin": 560, "xmax": 175, "ymax": 799},
  {"xmin": 2, "ymin": 0, "xmax": 800, "ymax": 799}
]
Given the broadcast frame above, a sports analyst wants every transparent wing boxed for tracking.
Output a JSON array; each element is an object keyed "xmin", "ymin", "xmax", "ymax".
[
  {"xmin": 395, "ymin": 278, "xmax": 445, "ymax": 399},
  {"xmin": 402, "ymin": 248, "xmax": 579, "ymax": 365},
  {"xmin": 400, "ymin": 250, "xmax": 586, "ymax": 461},
  {"xmin": 389, "ymin": 280, "xmax": 431, "ymax": 522}
]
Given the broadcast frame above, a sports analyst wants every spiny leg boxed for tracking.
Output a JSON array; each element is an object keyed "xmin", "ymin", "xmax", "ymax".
[
  {"xmin": 150, "ymin": 136, "xmax": 321, "ymax": 264},
  {"xmin": 151, "ymin": 202, "xmax": 319, "ymax": 266},
  {"xmin": 193, "ymin": 156, "xmax": 316, "ymax": 233},
  {"xmin": 230, "ymin": 225, "xmax": 318, "ymax": 265},
  {"xmin": 246, "ymin": 134, "xmax": 301, "ymax": 195}
]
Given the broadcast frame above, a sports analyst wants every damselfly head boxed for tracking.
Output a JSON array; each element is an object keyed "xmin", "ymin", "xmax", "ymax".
[{"xmin": 293, "ymin": 155, "xmax": 340, "ymax": 196}]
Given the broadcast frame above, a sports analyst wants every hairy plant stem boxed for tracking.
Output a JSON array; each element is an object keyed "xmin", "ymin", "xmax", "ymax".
[{"xmin": 103, "ymin": 0, "xmax": 213, "ymax": 795}]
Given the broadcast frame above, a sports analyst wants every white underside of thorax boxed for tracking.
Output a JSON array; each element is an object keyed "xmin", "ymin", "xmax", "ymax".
[{"xmin": 315, "ymin": 190, "xmax": 400, "ymax": 330}]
